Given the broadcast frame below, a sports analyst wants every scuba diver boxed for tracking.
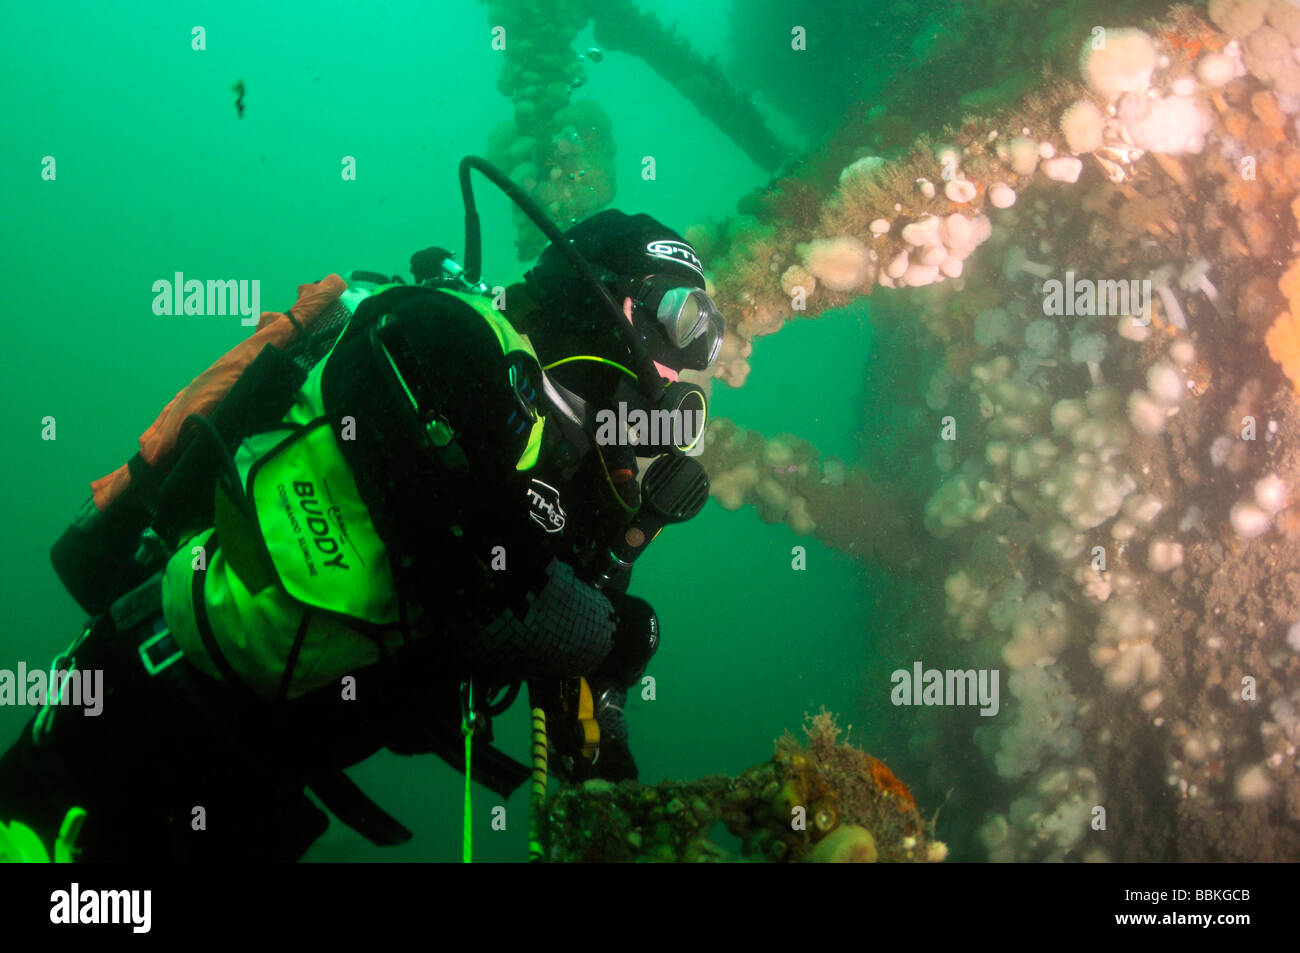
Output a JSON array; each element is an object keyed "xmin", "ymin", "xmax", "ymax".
[{"xmin": 0, "ymin": 157, "xmax": 723, "ymax": 862}]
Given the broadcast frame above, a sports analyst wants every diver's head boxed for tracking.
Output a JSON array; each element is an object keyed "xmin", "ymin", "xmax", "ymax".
[{"xmin": 523, "ymin": 210, "xmax": 725, "ymax": 385}]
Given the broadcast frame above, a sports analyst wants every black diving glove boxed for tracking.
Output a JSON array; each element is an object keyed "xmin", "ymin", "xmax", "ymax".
[
  {"xmin": 586, "ymin": 595, "xmax": 657, "ymax": 783},
  {"xmin": 592, "ymin": 685, "xmax": 638, "ymax": 782},
  {"xmin": 594, "ymin": 594, "xmax": 659, "ymax": 690}
]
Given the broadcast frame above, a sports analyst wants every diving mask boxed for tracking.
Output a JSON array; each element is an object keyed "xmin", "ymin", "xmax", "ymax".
[{"xmin": 626, "ymin": 275, "xmax": 725, "ymax": 371}]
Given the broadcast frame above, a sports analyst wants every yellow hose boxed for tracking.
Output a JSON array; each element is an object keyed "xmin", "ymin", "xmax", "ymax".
[{"xmin": 528, "ymin": 705, "xmax": 548, "ymax": 861}]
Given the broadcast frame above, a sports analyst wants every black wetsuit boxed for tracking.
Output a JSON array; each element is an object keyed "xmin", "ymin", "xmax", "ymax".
[{"xmin": 0, "ymin": 285, "xmax": 641, "ymax": 861}]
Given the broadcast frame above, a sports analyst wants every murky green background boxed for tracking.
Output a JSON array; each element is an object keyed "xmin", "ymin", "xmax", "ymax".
[{"xmin": 0, "ymin": 0, "xmax": 949, "ymax": 860}]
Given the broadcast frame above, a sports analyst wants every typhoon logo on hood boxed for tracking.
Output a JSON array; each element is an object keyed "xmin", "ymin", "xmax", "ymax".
[{"xmin": 645, "ymin": 240, "xmax": 704, "ymax": 281}]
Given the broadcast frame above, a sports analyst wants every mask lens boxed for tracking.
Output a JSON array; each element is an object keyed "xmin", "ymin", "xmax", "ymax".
[
  {"xmin": 677, "ymin": 312, "xmax": 725, "ymax": 371},
  {"xmin": 658, "ymin": 287, "xmax": 719, "ymax": 347},
  {"xmin": 639, "ymin": 279, "xmax": 726, "ymax": 369},
  {"xmin": 677, "ymin": 294, "xmax": 708, "ymax": 345},
  {"xmin": 704, "ymin": 312, "xmax": 724, "ymax": 365},
  {"xmin": 654, "ymin": 287, "xmax": 697, "ymax": 347}
]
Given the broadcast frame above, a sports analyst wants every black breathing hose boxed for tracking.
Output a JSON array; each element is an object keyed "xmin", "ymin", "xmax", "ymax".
[{"xmin": 456, "ymin": 156, "xmax": 666, "ymax": 405}]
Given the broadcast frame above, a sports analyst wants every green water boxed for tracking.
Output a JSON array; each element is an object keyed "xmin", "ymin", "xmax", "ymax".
[{"xmin": 0, "ymin": 0, "xmax": 927, "ymax": 861}]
